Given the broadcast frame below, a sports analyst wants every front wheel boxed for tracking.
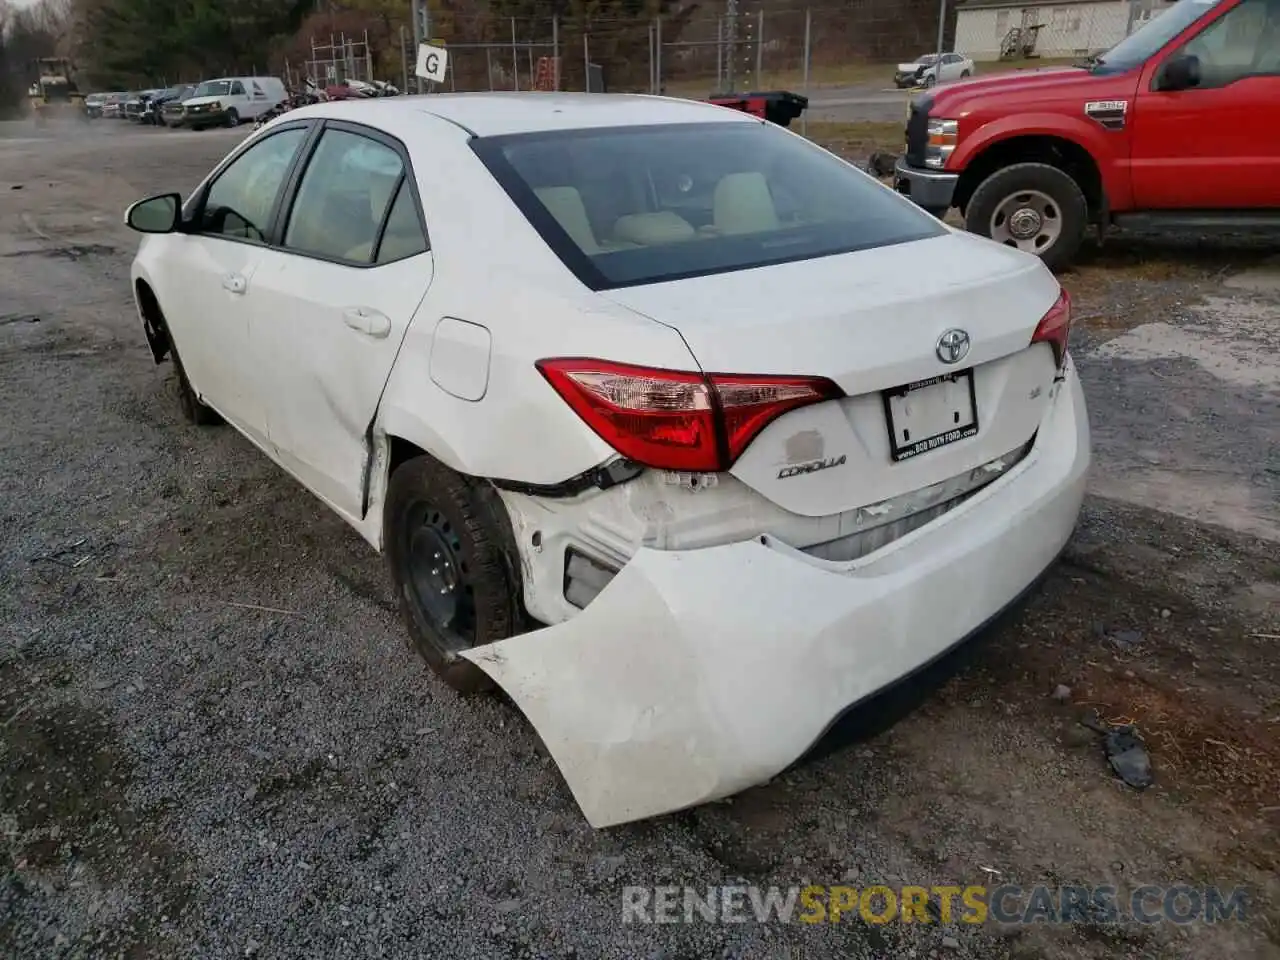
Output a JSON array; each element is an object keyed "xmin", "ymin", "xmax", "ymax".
[
  {"xmin": 964, "ymin": 162, "xmax": 1088, "ymax": 270},
  {"xmin": 171, "ymin": 345, "xmax": 222, "ymax": 425},
  {"xmin": 225, "ymin": 108, "xmax": 239, "ymax": 127},
  {"xmin": 384, "ymin": 456, "xmax": 524, "ymax": 694}
]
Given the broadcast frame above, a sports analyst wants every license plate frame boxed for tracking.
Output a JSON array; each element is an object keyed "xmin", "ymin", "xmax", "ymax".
[{"xmin": 882, "ymin": 370, "xmax": 979, "ymax": 463}]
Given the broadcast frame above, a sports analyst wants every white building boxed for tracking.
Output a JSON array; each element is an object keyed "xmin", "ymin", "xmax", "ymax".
[{"xmin": 954, "ymin": 0, "xmax": 1176, "ymax": 60}]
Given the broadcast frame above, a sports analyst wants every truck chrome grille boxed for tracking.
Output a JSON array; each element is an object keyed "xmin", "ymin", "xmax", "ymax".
[{"xmin": 905, "ymin": 99, "xmax": 931, "ymax": 166}]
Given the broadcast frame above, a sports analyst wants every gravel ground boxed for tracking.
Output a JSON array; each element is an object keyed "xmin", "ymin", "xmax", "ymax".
[{"xmin": 1, "ymin": 119, "xmax": 1279, "ymax": 960}]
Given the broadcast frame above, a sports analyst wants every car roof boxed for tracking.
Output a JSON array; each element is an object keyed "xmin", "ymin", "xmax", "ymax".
[{"xmin": 291, "ymin": 92, "xmax": 757, "ymax": 137}]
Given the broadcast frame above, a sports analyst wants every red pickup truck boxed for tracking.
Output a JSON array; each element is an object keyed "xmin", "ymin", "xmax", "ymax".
[{"xmin": 894, "ymin": 0, "xmax": 1280, "ymax": 268}]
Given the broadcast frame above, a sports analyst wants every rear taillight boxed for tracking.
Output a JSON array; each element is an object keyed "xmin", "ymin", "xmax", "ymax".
[
  {"xmin": 536, "ymin": 358, "xmax": 843, "ymax": 472},
  {"xmin": 1031, "ymin": 288, "xmax": 1072, "ymax": 368}
]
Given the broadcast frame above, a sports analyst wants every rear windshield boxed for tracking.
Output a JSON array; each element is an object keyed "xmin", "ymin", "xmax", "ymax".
[{"xmin": 472, "ymin": 121, "xmax": 944, "ymax": 290}]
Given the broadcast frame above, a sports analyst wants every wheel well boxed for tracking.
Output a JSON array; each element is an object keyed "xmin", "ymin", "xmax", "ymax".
[
  {"xmin": 388, "ymin": 436, "xmax": 426, "ymax": 478},
  {"xmin": 381, "ymin": 435, "xmax": 532, "ymax": 627},
  {"xmin": 955, "ymin": 135, "xmax": 1104, "ymax": 220},
  {"xmin": 134, "ymin": 279, "xmax": 170, "ymax": 364}
]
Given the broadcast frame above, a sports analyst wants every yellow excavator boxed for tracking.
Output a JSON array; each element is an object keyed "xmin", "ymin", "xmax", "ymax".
[{"xmin": 27, "ymin": 58, "xmax": 87, "ymax": 125}]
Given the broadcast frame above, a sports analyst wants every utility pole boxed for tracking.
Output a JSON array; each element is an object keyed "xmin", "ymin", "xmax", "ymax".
[
  {"xmin": 934, "ymin": 0, "xmax": 947, "ymax": 64},
  {"xmin": 411, "ymin": 0, "xmax": 431, "ymax": 94},
  {"xmin": 410, "ymin": 0, "xmax": 422, "ymax": 93},
  {"xmin": 724, "ymin": 0, "xmax": 738, "ymax": 93}
]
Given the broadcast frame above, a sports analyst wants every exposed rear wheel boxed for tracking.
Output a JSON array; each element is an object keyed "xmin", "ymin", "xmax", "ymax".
[
  {"xmin": 964, "ymin": 162, "xmax": 1088, "ymax": 270},
  {"xmin": 384, "ymin": 456, "xmax": 523, "ymax": 694}
]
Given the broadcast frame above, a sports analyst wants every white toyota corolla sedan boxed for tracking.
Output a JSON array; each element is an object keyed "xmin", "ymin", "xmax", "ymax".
[{"xmin": 125, "ymin": 93, "xmax": 1090, "ymax": 828}]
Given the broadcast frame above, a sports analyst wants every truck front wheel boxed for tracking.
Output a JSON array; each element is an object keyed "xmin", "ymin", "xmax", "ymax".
[{"xmin": 964, "ymin": 162, "xmax": 1088, "ymax": 270}]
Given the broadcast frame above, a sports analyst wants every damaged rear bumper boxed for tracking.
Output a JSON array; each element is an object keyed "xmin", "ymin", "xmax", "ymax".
[{"xmin": 463, "ymin": 362, "xmax": 1090, "ymax": 828}]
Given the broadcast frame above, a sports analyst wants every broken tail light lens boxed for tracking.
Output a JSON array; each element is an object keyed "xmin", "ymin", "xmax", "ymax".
[
  {"xmin": 1031, "ymin": 288, "xmax": 1072, "ymax": 368},
  {"xmin": 536, "ymin": 358, "xmax": 843, "ymax": 472}
]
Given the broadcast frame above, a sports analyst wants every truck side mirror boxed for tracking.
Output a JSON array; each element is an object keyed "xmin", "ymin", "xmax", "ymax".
[{"xmin": 1157, "ymin": 53, "xmax": 1201, "ymax": 92}]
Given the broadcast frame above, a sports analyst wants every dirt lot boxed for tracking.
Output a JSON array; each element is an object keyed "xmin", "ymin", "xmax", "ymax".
[{"xmin": 1, "ymin": 119, "xmax": 1278, "ymax": 960}]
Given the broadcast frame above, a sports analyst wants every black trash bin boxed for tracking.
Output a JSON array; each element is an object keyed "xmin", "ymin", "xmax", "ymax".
[{"xmin": 704, "ymin": 90, "xmax": 809, "ymax": 127}]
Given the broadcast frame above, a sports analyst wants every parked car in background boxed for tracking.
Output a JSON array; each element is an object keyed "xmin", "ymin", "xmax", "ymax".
[
  {"xmin": 251, "ymin": 89, "xmax": 327, "ymax": 130},
  {"xmin": 324, "ymin": 79, "xmax": 376, "ymax": 100},
  {"xmin": 101, "ymin": 93, "xmax": 127, "ymax": 118},
  {"xmin": 84, "ymin": 92, "xmax": 112, "ymax": 118},
  {"xmin": 894, "ymin": 0, "xmax": 1280, "ymax": 269},
  {"xmin": 160, "ymin": 84, "xmax": 198, "ymax": 127},
  {"xmin": 124, "ymin": 90, "xmax": 155, "ymax": 120},
  {"xmin": 143, "ymin": 86, "xmax": 187, "ymax": 125},
  {"xmin": 182, "ymin": 76, "xmax": 287, "ymax": 129},
  {"xmin": 123, "ymin": 93, "xmax": 1088, "ymax": 830},
  {"xmin": 894, "ymin": 53, "xmax": 975, "ymax": 88}
]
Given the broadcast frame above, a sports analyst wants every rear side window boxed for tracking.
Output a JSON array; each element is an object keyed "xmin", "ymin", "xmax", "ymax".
[
  {"xmin": 473, "ymin": 121, "xmax": 944, "ymax": 290},
  {"xmin": 284, "ymin": 129, "xmax": 410, "ymax": 263},
  {"xmin": 376, "ymin": 180, "xmax": 428, "ymax": 263}
]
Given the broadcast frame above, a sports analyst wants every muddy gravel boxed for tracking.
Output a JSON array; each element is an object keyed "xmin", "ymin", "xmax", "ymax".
[{"xmin": 1, "ymin": 119, "xmax": 1278, "ymax": 960}]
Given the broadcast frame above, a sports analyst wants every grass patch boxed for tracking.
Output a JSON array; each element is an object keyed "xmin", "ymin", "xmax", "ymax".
[
  {"xmin": 663, "ymin": 55, "xmax": 1081, "ymax": 97},
  {"xmin": 802, "ymin": 120, "xmax": 903, "ymax": 161}
]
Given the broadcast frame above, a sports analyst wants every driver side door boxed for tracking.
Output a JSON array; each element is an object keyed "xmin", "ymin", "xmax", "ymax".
[
  {"xmin": 163, "ymin": 123, "xmax": 312, "ymax": 442},
  {"xmin": 1131, "ymin": 0, "xmax": 1280, "ymax": 209}
]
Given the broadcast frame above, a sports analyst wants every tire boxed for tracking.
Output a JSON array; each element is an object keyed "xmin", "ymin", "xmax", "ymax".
[
  {"xmin": 384, "ymin": 456, "xmax": 523, "ymax": 694},
  {"xmin": 961, "ymin": 70, "xmax": 971, "ymax": 78},
  {"xmin": 964, "ymin": 162, "xmax": 1088, "ymax": 271},
  {"xmin": 225, "ymin": 108, "xmax": 239, "ymax": 127}
]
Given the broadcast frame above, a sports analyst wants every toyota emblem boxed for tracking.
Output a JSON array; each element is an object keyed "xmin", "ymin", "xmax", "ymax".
[{"xmin": 936, "ymin": 328, "xmax": 971, "ymax": 365}]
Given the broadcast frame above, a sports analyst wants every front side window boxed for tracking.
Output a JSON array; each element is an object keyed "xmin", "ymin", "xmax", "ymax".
[
  {"xmin": 283, "ymin": 129, "xmax": 408, "ymax": 263},
  {"xmin": 1181, "ymin": 0, "xmax": 1280, "ymax": 85},
  {"xmin": 230, "ymin": 81, "xmax": 246, "ymax": 96},
  {"xmin": 198, "ymin": 128, "xmax": 307, "ymax": 241},
  {"xmin": 1095, "ymin": 0, "xmax": 1227, "ymax": 72},
  {"xmin": 474, "ymin": 121, "xmax": 944, "ymax": 290}
]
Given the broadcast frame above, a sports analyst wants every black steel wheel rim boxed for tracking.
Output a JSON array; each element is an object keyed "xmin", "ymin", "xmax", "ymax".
[{"xmin": 403, "ymin": 502, "xmax": 475, "ymax": 654}]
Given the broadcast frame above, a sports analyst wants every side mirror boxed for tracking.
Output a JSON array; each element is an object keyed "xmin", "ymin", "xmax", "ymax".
[
  {"xmin": 1157, "ymin": 53, "xmax": 1201, "ymax": 92},
  {"xmin": 124, "ymin": 193, "xmax": 181, "ymax": 234}
]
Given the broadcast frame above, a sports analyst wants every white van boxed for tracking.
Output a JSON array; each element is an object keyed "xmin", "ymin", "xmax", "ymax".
[{"xmin": 181, "ymin": 77, "xmax": 286, "ymax": 129}]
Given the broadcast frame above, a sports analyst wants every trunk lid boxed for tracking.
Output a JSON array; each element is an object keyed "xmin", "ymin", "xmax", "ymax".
[{"xmin": 601, "ymin": 231, "xmax": 1063, "ymax": 518}]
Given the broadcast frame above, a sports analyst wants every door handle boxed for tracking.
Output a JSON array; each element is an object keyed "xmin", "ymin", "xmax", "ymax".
[
  {"xmin": 222, "ymin": 273, "xmax": 247, "ymax": 295},
  {"xmin": 342, "ymin": 307, "xmax": 391, "ymax": 339}
]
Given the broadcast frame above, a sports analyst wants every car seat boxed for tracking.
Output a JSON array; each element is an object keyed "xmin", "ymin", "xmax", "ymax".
[
  {"xmin": 712, "ymin": 171, "xmax": 780, "ymax": 235},
  {"xmin": 535, "ymin": 186, "xmax": 600, "ymax": 253}
]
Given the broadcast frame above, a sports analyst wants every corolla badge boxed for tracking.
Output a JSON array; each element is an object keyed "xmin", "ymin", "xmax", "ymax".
[{"xmin": 936, "ymin": 328, "xmax": 971, "ymax": 365}]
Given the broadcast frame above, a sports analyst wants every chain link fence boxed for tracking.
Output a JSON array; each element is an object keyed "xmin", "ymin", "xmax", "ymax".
[{"xmin": 303, "ymin": 0, "xmax": 1173, "ymax": 97}]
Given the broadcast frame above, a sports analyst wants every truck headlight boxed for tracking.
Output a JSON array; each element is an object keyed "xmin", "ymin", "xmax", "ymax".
[{"xmin": 925, "ymin": 118, "xmax": 958, "ymax": 169}]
